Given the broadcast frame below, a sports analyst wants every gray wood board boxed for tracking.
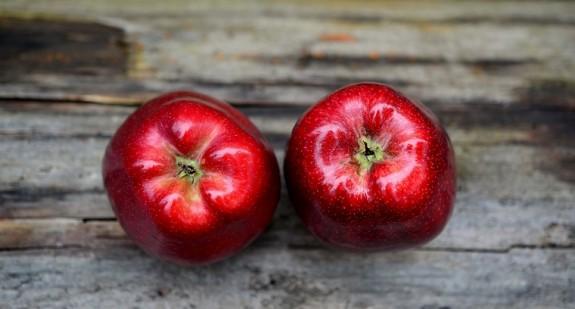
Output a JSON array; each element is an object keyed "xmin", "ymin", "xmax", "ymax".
[
  {"xmin": 0, "ymin": 1, "xmax": 574, "ymax": 107},
  {"xmin": 0, "ymin": 243, "xmax": 575, "ymax": 308},
  {"xmin": 0, "ymin": 0, "xmax": 574, "ymax": 308},
  {"xmin": 0, "ymin": 102, "xmax": 573, "ymax": 252},
  {"xmin": 0, "ymin": 247, "xmax": 573, "ymax": 308}
]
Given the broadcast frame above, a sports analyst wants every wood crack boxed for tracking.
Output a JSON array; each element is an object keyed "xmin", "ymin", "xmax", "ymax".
[
  {"xmin": 0, "ymin": 187, "xmax": 105, "ymax": 204},
  {"xmin": 296, "ymin": 54, "xmax": 540, "ymax": 69},
  {"xmin": 1, "ymin": 241, "xmax": 572, "ymax": 254},
  {"xmin": 286, "ymin": 243, "xmax": 575, "ymax": 254}
]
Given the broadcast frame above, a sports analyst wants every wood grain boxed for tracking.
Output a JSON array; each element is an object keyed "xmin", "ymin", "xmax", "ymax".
[
  {"xmin": 0, "ymin": 17, "xmax": 127, "ymax": 76},
  {"xmin": 1, "ymin": 102, "xmax": 573, "ymax": 252},
  {"xmin": 0, "ymin": 1, "xmax": 574, "ymax": 107},
  {"xmin": 0, "ymin": 247, "xmax": 573, "ymax": 308},
  {"xmin": 0, "ymin": 0, "xmax": 574, "ymax": 308}
]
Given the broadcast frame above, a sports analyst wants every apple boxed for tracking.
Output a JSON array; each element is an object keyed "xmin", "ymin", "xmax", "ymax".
[
  {"xmin": 285, "ymin": 83, "xmax": 455, "ymax": 250},
  {"xmin": 103, "ymin": 91, "xmax": 280, "ymax": 264}
]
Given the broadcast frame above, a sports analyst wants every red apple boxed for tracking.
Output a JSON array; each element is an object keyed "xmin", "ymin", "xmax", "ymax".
[
  {"xmin": 103, "ymin": 91, "xmax": 280, "ymax": 264},
  {"xmin": 285, "ymin": 83, "xmax": 455, "ymax": 250}
]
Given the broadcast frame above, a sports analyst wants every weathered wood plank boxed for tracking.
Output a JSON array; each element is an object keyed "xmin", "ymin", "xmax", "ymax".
[
  {"xmin": 2, "ymin": 0, "xmax": 575, "ymax": 24},
  {"xmin": 2, "ymin": 76, "xmax": 574, "ymax": 110},
  {"xmin": 1, "ymin": 102, "xmax": 574, "ymax": 251},
  {"xmin": 0, "ymin": 1, "xmax": 573, "ymax": 308},
  {"xmin": 0, "ymin": 2, "xmax": 574, "ymax": 107},
  {"xmin": 0, "ymin": 17, "xmax": 128, "ymax": 76},
  {"xmin": 0, "ymin": 219, "xmax": 126, "ymax": 250},
  {"xmin": 2, "ymin": 101, "xmax": 574, "ymax": 141},
  {"xmin": 0, "ymin": 246, "xmax": 573, "ymax": 308},
  {"xmin": 126, "ymin": 17, "xmax": 573, "ymax": 82},
  {"xmin": 0, "ymin": 189, "xmax": 111, "ymax": 220}
]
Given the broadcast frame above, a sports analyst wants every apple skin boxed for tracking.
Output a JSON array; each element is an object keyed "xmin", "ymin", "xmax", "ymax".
[
  {"xmin": 103, "ymin": 91, "xmax": 280, "ymax": 264},
  {"xmin": 285, "ymin": 83, "xmax": 456, "ymax": 250}
]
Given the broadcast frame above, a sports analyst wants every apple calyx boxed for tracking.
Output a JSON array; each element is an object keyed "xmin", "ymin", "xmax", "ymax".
[
  {"xmin": 354, "ymin": 136, "xmax": 385, "ymax": 173},
  {"xmin": 175, "ymin": 156, "xmax": 203, "ymax": 184}
]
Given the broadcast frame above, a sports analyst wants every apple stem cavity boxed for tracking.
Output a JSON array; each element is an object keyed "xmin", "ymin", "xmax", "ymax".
[
  {"xmin": 175, "ymin": 156, "xmax": 203, "ymax": 184},
  {"xmin": 354, "ymin": 136, "xmax": 385, "ymax": 173}
]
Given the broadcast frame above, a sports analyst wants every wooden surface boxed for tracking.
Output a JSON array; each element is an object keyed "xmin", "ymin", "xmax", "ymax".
[{"xmin": 0, "ymin": 1, "xmax": 574, "ymax": 308}]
